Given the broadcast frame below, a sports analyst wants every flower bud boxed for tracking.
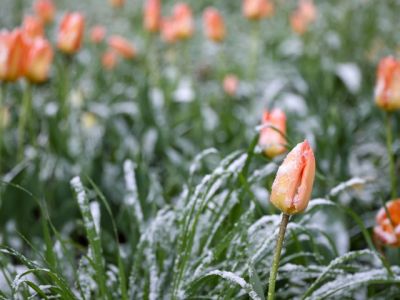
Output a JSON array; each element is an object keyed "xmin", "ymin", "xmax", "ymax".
[
  {"xmin": 161, "ymin": 17, "xmax": 178, "ymax": 44},
  {"xmin": 203, "ymin": 8, "xmax": 226, "ymax": 43},
  {"xmin": 374, "ymin": 199, "xmax": 400, "ymax": 247},
  {"xmin": 0, "ymin": 29, "xmax": 29, "ymax": 82},
  {"xmin": 243, "ymin": 0, "xmax": 274, "ymax": 21},
  {"xmin": 102, "ymin": 50, "xmax": 118, "ymax": 70},
  {"xmin": 109, "ymin": 0, "xmax": 124, "ymax": 8},
  {"xmin": 270, "ymin": 140, "xmax": 316, "ymax": 214},
  {"xmin": 57, "ymin": 12, "xmax": 85, "ymax": 54},
  {"xmin": 23, "ymin": 15, "xmax": 44, "ymax": 39},
  {"xmin": 33, "ymin": 0, "xmax": 55, "ymax": 24},
  {"xmin": 144, "ymin": 0, "xmax": 161, "ymax": 33},
  {"xmin": 25, "ymin": 38, "xmax": 54, "ymax": 83},
  {"xmin": 108, "ymin": 35, "xmax": 136, "ymax": 59},
  {"xmin": 172, "ymin": 3, "xmax": 194, "ymax": 40},
  {"xmin": 223, "ymin": 74, "xmax": 239, "ymax": 96},
  {"xmin": 259, "ymin": 109, "xmax": 287, "ymax": 158},
  {"xmin": 90, "ymin": 25, "xmax": 106, "ymax": 44},
  {"xmin": 375, "ymin": 56, "xmax": 400, "ymax": 111}
]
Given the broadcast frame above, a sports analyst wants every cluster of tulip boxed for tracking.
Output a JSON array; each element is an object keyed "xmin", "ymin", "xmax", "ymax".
[{"xmin": 373, "ymin": 56, "xmax": 400, "ymax": 248}]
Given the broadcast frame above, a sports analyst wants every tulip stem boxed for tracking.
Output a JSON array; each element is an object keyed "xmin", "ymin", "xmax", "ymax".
[
  {"xmin": 385, "ymin": 112, "xmax": 396, "ymax": 199},
  {"xmin": 248, "ymin": 21, "xmax": 261, "ymax": 81},
  {"xmin": 267, "ymin": 213, "xmax": 290, "ymax": 300},
  {"xmin": 0, "ymin": 83, "xmax": 4, "ymax": 178},
  {"xmin": 18, "ymin": 82, "xmax": 32, "ymax": 161}
]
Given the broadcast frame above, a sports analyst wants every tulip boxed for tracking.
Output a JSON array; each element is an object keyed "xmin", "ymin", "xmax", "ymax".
[
  {"xmin": 374, "ymin": 199, "xmax": 400, "ymax": 247},
  {"xmin": 270, "ymin": 140, "xmax": 316, "ymax": 214},
  {"xmin": 243, "ymin": 0, "xmax": 274, "ymax": 20},
  {"xmin": 223, "ymin": 74, "xmax": 239, "ymax": 96},
  {"xmin": 290, "ymin": 11, "xmax": 308, "ymax": 35},
  {"xmin": 161, "ymin": 17, "xmax": 178, "ymax": 44},
  {"xmin": 108, "ymin": 36, "xmax": 136, "ymax": 59},
  {"xmin": 375, "ymin": 56, "xmax": 400, "ymax": 111},
  {"xmin": 109, "ymin": 0, "xmax": 124, "ymax": 8},
  {"xmin": 172, "ymin": 3, "xmax": 194, "ymax": 40},
  {"xmin": 0, "ymin": 29, "xmax": 29, "ymax": 82},
  {"xmin": 22, "ymin": 15, "xmax": 44, "ymax": 39},
  {"xmin": 90, "ymin": 25, "xmax": 106, "ymax": 44},
  {"xmin": 25, "ymin": 38, "xmax": 54, "ymax": 83},
  {"xmin": 298, "ymin": 0, "xmax": 317, "ymax": 24},
  {"xmin": 33, "ymin": 0, "xmax": 55, "ymax": 24},
  {"xmin": 203, "ymin": 8, "xmax": 226, "ymax": 43},
  {"xmin": 144, "ymin": 0, "xmax": 161, "ymax": 33},
  {"xmin": 259, "ymin": 109, "xmax": 287, "ymax": 158},
  {"xmin": 57, "ymin": 12, "xmax": 85, "ymax": 54},
  {"xmin": 102, "ymin": 50, "xmax": 118, "ymax": 70}
]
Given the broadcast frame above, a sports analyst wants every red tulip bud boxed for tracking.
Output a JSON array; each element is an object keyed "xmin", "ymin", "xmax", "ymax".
[
  {"xmin": 57, "ymin": 12, "xmax": 85, "ymax": 54},
  {"xmin": 33, "ymin": 0, "xmax": 55, "ymax": 24},
  {"xmin": 203, "ymin": 7, "xmax": 226, "ymax": 43},
  {"xmin": 90, "ymin": 25, "xmax": 106, "ymax": 44},
  {"xmin": 144, "ymin": 0, "xmax": 161, "ymax": 33},
  {"xmin": 375, "ymin": 56, "xmax": 400, "ymax": 111},
  {"xmin": 374, "ymin": 199, "xmax": 400, "ymax": 247},
  {"xmin": 243, "ymin": 0, "xmax": 274, "ymax": 21},
  {"xmin": 270, "ymin": 140, "xmax": 316, "ymax": 214},
  {"xmin": 223, "ymin": 74, "xmax": 239, "ymax": 96},
  {"xmin": 23, "ymin": 15, "xmax": 44, "ymax": 39},
  {"xmin": 25, "ymin": 38, "xmax": 54, "ymax": 83},
  {"xmin": 259, "ymin": 109, "xmax": 287, "ymax": 158},
  {"xmin": 172, "ymin": 3, "xmax": 194, "ymax": 40},
  {"xmin": 108, "ymin": 36, "xmax": 136, "ymax": 59}
]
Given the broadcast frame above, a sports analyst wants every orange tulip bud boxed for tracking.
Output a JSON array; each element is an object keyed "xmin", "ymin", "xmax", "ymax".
[
  {"xmin": 161, "ymin": 17, "xmax": 178, "ymax": 44},
  {"xmin": 298, "ymin": 0, "xmax": 317, "ymax": 24},
  {"xmin": 33, "ymin": 0, "xmax": 55, "ymax": 24},
  {"xmin": 375, "ymin": 56, "xmax": 400, "ymax": 111},
  {"xmin": 172, "ymin": 3, "xmax": 194, "ymax": 40},
  {"xmin": 290, "ymin": 11, "xmax": 308, "ymax": 35},
  {"xmin": 374, "ymin": 199, "xmax": 400, "ymax": 247},
  {"xmin": 109, "ymin": 0, "xmax": 125, "ymax": 8},
  {"xmin": 243, "ymin": 0, "xmax": 274, "ymax": 21},
  {"xmin": 90, "ymin": 25, "xmax": 106, "ymax": 44},
  {"xmin": 223, "ymin": 74, "xmax": 239, "ymax": 96},
  {"xmin": 108, "ymin": 36, "xmax": 136, "ymax": 59},
  {"xmin": 259, "ymin": 109, "xmax": 287, "ymax": 158},
  {"xmin": 270, "ymin": 140, "xmax": 315, "ymax": 214},
  {"xmin": 203, "ymin": 7, "xmax": 226, "ymax": 43},
  {"xmin": 102, "ymin": 50, "xmax": 118, "ymax": 70},
  {"xmin": 144, "ymin": 0, "xmax": 161, "ymax": 33},
  {"xmin": 22, "ymin": 15, "xmax": 44, "ymax": 39},
  {"xmin": 0, "ymin": 29, "xmax": 29, "ymax": 82},
  {"xmin": 25, "ymin": 38, "xmax": 53, "ymax": 83},
  {"xmin": 57, "ymin": 12, "xmax": 85, "ymax": 54}
]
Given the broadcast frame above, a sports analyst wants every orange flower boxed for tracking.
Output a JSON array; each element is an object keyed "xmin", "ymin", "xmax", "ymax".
[
  {"xmin": 109, "ymin": 0, "xmax": 124, "ymax": 8},
  {"xmin": 172, "ymin": 3, "xmax": 194, "ymax": 40},
  {"xmin": 57, "ymin": 12, "xmax": 85, "ymax": 54},
  {"xmin": 90, "ymin": 25, "xmax": 106, "ymax": 44},
  {"xmin": 298, "ymin": 0, "xmax": 317, "ymax": 24},
  {"xmin": 25, "ymin": 38, "xmax": 53, "ymax": 83},
  {"xmin": 270, "ymin": 140, "xmax": 316, "ymax": 214},
  {"xmin": 259, "ymin": 109, "xmax": 287, "ymax": 158},
  {"xmin": 108, "ymin": 36, "xmax": 136, "ymax": 59},
  {"xmin": 161, "ymin": 17, "xmax": 178, "ymax": 44},
  {"xmin": 374, "ymin": 199, "xmax": 400, "ymax": 247},
  {"xmin": 33, "ymin": 0, "xmax": 55, "ymax": 24},
  {"xmin": 102, "ymin": 50, "xmax": 118, "ymax": 70},
  {"xmin": 290, "ymin": 0, "xmax": 317, "ymax": 35},
  {"xmin": 0, "ymin": 29, "xmax": 29, "ymax": 82},
  {"xmin": 203, "ymin": 7, "xmax": 226, "ymax": 43},
  {"xmin": 375, "ymin": 56, "xmax": 400, "ymax": 111},
  {"xmin": 22, "ymin": 15, "xmax": 44, "ymax": 39},
  {"xmin": 223, "ymin": 74, "xmax": 239, "ymax": 96},
  {"xmin": 144, "ymin": 0, "xmax": 161, "ymax": 33},
  {"xmin": 290, "ymin": 11, "xmax": 308, "ymax": 35},
  {"xmin": 243, "ymin": 0, "xmax": 274, "ymax": 20}
]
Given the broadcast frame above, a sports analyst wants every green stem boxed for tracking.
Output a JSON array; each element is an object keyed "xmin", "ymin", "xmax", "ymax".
[
  {"xmin": 267, "ymin": 213, "xmax": 290, "ymax": 300},
  {"xmin": 385, "ymin": 112, "xmax": 396, "ymax": 199},
  {"xmin": 17, "ymin": 82, "xmax": 32, "ymax": 161},
  {"xmin": 0, "ymin": 83, "xmax": 4, "ymax": 176}
]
